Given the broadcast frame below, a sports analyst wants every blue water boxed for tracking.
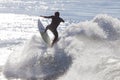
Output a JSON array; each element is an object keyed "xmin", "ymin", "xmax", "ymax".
[{"xmin": 0, "ymin": 0, "xmax": 120, "ymax": 22}]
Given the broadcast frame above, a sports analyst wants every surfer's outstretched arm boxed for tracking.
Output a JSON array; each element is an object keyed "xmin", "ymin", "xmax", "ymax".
[{"xmin": 40, "ymin": 15, "xmax": 53, "ymax": 18}]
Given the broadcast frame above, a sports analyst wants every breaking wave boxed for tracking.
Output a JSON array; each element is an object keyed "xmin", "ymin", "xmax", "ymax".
[{"xmin": 4, "ymin": 14, "xmax": 120, "ymax": 80}]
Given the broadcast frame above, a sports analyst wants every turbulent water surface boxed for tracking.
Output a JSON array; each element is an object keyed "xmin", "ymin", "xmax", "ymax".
[{"xmin": 0, "ymin": 0, "xmax": 120, "ymax": 80}]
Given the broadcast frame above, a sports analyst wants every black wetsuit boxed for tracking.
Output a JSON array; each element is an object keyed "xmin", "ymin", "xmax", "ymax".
[{"xmin": 43, "ymin": 15, "xmax": 64, "ymax": 46}]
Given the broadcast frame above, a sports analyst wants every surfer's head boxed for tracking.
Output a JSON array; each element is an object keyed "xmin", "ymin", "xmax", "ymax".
[{"xmin": 55, "ymin": 12, "xmax": 60, "ymax": 17}]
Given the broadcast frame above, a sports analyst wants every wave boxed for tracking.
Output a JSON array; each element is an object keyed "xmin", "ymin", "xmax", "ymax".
[
  {"xmin": 3, "ymin": 35, "xmax": 72, "ymax": 80},
  {"xmin": 3, "ymin": 14, "xmax": 120, "ymax": 80}
]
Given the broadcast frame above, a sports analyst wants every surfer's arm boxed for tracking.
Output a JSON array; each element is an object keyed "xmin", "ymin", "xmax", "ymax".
[
  {"xmin": 61, "ymin": 18, "xmax": 65, "ymax": 22},
  {"xmin": 40, "ymin": 15, "xmax": 53, "ymax": 18}
]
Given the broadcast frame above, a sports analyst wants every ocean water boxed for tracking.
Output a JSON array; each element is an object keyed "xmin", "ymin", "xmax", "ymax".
[{"xmin": 1, "ymin": 0, "xmax": 120, "ymax": 80}]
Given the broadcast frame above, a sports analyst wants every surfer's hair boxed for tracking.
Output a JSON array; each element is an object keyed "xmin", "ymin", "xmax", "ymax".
[{"xmin": 55, "ymin": 12, "xmax": 59, "ymax": 17}]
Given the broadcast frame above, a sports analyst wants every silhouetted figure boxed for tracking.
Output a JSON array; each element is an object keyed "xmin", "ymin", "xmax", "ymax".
[{"xmin": 40, "ymin": 12, "xmax": 64, "ymax": 46}]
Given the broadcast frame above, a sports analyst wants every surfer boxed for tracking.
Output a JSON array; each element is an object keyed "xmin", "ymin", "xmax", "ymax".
[{"xmin": 40, "ymin": 12, "xmax": 64, "ymax": 46}]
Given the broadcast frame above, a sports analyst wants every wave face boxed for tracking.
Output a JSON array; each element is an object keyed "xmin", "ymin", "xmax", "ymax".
[{"xmin": 3, "ymin": 14, "xmax": 120, "ymax": 80}]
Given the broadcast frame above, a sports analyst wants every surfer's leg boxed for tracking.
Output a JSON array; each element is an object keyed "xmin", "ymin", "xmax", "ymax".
[
  {"xmin": 44, "ymin": 25, "xmax": 50, "ymax": 33},
  {"xmin": 51, "ymin": 30, "xmax": 58, "ymax": 46}
]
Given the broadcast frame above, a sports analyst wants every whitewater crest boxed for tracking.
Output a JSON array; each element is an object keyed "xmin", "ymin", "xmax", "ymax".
[
  {"xmin": 3, "ymin": 14, "xmax": 120, "ymax": 80},
  {"xmin": 93, "ymin": 14, "xmax": 120, "ymax": 40},
  {"xmin": 64, "ymin": 14, "xmax": 120, "ymax": 41}
]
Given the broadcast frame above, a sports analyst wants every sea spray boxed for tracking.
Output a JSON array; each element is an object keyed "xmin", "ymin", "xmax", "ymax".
[{"xmin": 3, "ymin": 14, "xmax": 120, "ymax": 80}]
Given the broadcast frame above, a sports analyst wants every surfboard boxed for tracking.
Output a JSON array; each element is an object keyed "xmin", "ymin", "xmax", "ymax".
[{"xmin": 38, "ymin": 19, "xmax": 51, "ymax": 46}]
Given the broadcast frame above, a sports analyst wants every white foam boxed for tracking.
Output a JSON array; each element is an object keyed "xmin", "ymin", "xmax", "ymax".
[{"xmin": 3, "ymin": 14, "xmax": 120, "ymax": 80}]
